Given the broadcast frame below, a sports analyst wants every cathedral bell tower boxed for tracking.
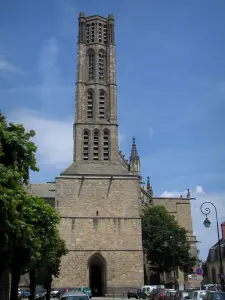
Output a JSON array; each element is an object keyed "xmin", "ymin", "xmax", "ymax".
[{"xmin": 73, "ymin": 13, "xmax": 118, "ymax": 163}]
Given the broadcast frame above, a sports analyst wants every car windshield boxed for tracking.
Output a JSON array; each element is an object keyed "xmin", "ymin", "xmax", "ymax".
[{"xmin": 62, "ymin": 297, "xmax": 89, "ymax": 300}]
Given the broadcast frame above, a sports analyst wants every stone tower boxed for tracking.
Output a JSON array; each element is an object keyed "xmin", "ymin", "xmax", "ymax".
[{"xmin": 53, "ymin": 13, "xmax": 144, "ymax": 295}]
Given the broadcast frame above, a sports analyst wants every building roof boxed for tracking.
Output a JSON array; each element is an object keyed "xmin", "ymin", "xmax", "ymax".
[
  {"xmin": 26, "ymin": 182, "xmax": 56, "ymax": 198},
  {"xmin": 60, "ymin": 161, "xmax": 133, "ymax": 176},
  {"xmin": 207, "ymin": 238, "xmax": 225, "ymax": 262}
]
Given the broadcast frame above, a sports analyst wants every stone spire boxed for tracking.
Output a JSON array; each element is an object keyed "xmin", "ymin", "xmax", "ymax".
[
  {"xmin": 129, "ymin": 137, "xmax": 140, "ymax": 176},
  {"xmin": 147, "ymin": 176, "xmax": 153, "ymax": 200},
  {"xmin": 130, "ymin": 137, "xmax": 139, "ymax": 161}
]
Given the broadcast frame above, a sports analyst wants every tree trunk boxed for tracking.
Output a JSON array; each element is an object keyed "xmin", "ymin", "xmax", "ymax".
[
  {"xmin": 29, "ymin": 269, "xmax": 36, "ymax": 300},
  {"xmin": 10, "ymin": 264, "xmax": 21, "ymax": 300},
  {"xmin": 46, "ymin": 272, "xmax": 52, "ymax": 300}
]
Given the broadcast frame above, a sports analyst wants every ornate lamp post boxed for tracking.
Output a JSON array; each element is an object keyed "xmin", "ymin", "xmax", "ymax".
[{"xmin": 200, "ymin": 201, "xmax": 224, "ymax": 291}]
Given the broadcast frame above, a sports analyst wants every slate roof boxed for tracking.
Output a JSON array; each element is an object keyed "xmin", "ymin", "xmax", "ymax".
[
  {"xmin": 27, "ymin": 182, "xmax": 56, "ymax": 198},
  {"xmin": 60, "ymin": 161, "xmax": 133, "ymax": 176}
]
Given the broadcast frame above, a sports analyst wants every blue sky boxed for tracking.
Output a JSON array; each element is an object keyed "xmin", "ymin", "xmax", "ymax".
[{"xmin": 0, "ymin": 0, "xmax": 225, "ymax": 259}]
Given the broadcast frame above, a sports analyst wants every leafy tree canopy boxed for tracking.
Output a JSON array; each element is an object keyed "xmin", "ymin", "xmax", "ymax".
[
  {"xmin": 0, "ymin": 112, "xmax": 39, "ymax": 270},
  {"xmin": 142, "ymin": 205, "xmax": 196, "ymax": 273}
]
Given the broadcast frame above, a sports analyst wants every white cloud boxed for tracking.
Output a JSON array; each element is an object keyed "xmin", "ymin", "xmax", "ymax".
[
  {"xmin": 9, "ymin": 109, "xmax": 126, "ymax": 169},
  {"xmin": 148, "ymin": 126, "xmax": 155, "ymax": 138},
  {"xmin": 119, "ymin": 132, "xmax": 126, "ymax": 147},
  {"xmin": 161, "ymin": 186, "xmax": 225, "ymax": 261},
  {"xmin": 9, "ymin": 109, "xmax": 73, "ymax": 168},
  {"xmin": 0, "ymin": 54, "xmax": 24, "ymax": 75}
]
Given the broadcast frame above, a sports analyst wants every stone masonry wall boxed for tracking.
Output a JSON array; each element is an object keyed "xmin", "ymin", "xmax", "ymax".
[
  {"xmin": 53, "ymin": 250, "xmax": 144, "ymax": 292},
  {"xmin": 59, "ymin": 217, "xmax": 143, "ymax": 250},
  {"xmin": 53, "ymin": 176, "xmax": 144, "ymax": 291},
  {"xmin": 56, "ymin": 177, "xmax": 141, "ymax": 217}
]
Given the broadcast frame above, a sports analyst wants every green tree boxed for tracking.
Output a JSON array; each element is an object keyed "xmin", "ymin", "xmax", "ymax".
[
  {"xmin": 35, "ymin": 232, "xmax": 68, "ymax": 300},
  {"xmin": 0, "ymin": 112, "xmax": 68, "ymax": 300},
  {"xmin": 9, "ymin": 195, "xmax": 62, "ymax": 300},
  {"xmin": 0, "ymin": 112, "xmax": 39, "ymax": 277},
  {"xmin": 142, "ymin": 205, "xmax": 196, "ymax": 274}
]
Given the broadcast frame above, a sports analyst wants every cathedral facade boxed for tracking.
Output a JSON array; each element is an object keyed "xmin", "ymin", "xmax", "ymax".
[{"xmin": 28, "ymin": 13, "xmax": 197, "ymax": 295}]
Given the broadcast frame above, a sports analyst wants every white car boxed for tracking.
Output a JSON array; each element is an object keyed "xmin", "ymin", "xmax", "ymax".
[{"xmin": 189, "ymin": 290, "xmax": 207, "ymax": 300}]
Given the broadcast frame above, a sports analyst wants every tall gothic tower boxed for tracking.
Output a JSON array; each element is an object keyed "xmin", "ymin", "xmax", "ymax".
[
  {"xmin": 71, "ymin": 13, "xmax": 118, "ymax": 166},
  {"xmin": 53, "ymin": 13, "xmax": 144, "ymax": 295}
]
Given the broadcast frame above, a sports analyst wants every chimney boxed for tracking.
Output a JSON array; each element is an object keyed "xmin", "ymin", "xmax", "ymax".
[{"xmin": 221, "ymin": 222, "xmax": 225, "ymax": 239}]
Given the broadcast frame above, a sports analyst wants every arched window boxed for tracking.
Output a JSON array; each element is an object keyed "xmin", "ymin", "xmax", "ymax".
[
  {"xmin": 93, "ymin": 130, "xmax": 99, "ymax": 161},
  {"xmin": 88, "ymin": 49, "xmax": 95, "ymax": 81},
  {"xmin": 83, "ymin": 130, "xmax": 89, "ymax": 160},
  {"xmin": 99, "ymin": 90, "xmax": 105, "ymax": 119},
  {"xmin": 103, "ymin": 130, "xmax": 109, "ymax": 161},
  {"xmin": 98, "ymin": 50, "xmax": 105, "ymax": 81},
  {"xmin": 87, "ymin": 90, "xmax": 93, "ymax": 119}
]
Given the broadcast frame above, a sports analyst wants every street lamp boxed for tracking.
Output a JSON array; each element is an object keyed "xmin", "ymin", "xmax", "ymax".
[{"xmin": 200, "ymin": 201, "xmax": 224, "ymax": 291}]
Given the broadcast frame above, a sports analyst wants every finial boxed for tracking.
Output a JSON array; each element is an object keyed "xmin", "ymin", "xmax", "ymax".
[
  {"xmin": 129, "ymin": 136, "xmax": 139, "ymax": 162},
  {"xmin": 146, "ymin": 176, "xmax": 153, "ymax": 199},
  {"xmin": 79, "ymin": 12, "xmax": 85, "ymax": 18},
  {"xmin": 108, "ymin": 14, "xmax": 114, "ymax": 20},
  {"xmin": 147, "ymin": 176, "xmax": 150, "ymax": 191},
  {"xmin": 187, "ymin": 188, "xmax": 190, "ymax": 199}
]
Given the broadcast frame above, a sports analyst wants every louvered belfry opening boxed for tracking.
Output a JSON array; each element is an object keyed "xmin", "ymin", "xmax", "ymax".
[
  {"xmin": 87, "ymin": 90, "xmax": 93, "ymax": 119},
  {"xmin": 93, "ymin": 130, "xmax": 99, "ymax": 161},
  {"xmin": 99, "ymin": 90, "xmax": 105, "ymax": 119},
  {"xmin": 103, "ymin": 130, "xmax": 109, "ymax": 160},
  {"xmin": 83, "ymin": 131, "xmax": 89, "ymax": 160}
]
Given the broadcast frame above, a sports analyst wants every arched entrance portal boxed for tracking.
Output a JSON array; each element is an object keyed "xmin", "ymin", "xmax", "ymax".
[{"xmin": 88, "ymin": 253, "xmax": 106, "ymax": 296}]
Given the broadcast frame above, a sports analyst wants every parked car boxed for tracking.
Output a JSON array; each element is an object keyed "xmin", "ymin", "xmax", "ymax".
[
  {"xmin": 61, "ymin": 291, "xmax": 90, "ymax": 300},
  {"xmin": 127, "ymin": 288, "xmax": 147, "ymax": 299},
  {"xmin": 51, "ymin": 288, "xmax": 61, "ymax": 298},
  {"xmin": 23, "ymin": 289, "xmax": 30, "ymax": 298},
  {"xmin": 35, "ymin": 286, "xmax": 46, "ymax": 299},
  {"xmin": 187, "ymin": 290, "xmax": 207, "ymax": 300},
  {"xmin": 142, "ymin": 286, "xmax": 165, "ymax": 297},
  {"xmin": 165, "ymin": 290, "xmax": 176, "ymax": 300},
  {"xmin": 79, "ymin": 287, "xmax": 92, "ymax": 298},
  {"xmin": 205, "ymin": 291, "xmax": 225, "ymax": 300},
  {"xmin": 18, "ymin": 289, "xmax": 23, "ymax": 299},
  {"xmin": 174, "ymin": 290, "xmax": 194, "ymax": 300},
  {"xmin": 150, "ymin": 289, "xmax": 167, "ymax": 300}
]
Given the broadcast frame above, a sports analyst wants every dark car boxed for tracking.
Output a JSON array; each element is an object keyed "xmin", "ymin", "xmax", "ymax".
[
  {"xmin": 205, "ymin": 291, "xmax": 225, "ymax": 300},
  {"xmin": 127, "ymin": 288, "xmax": 147, "ymax": 299}
]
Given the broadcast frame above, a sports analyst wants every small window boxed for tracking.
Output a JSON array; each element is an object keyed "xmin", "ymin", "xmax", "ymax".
[
  {"xmin": 87, "ymin": 90, "xmax": 93, "ymax": 119},
  {"xmin": 99, "ymin": 90, "xmax": 105, "ymax": 119},
  {"xmin": 103, "ymin": 130, "xmax": 109, "ymax": 160},
  {"xmin": 93, "ymin": 130, "xmax": 99, "ymax": 160},
  {"xmin": 83, "ymin": 131, "xmax": 89, "ymax": 160}
]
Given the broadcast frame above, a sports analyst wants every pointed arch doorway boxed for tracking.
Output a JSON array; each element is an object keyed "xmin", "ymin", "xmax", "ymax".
[{"xmin": 88, "ymin": 253, "xmax": 106, "ymax": 296}]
